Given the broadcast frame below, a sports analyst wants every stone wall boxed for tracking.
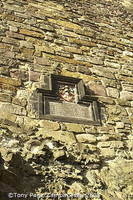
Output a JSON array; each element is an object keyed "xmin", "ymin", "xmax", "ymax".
[{"xmin": 0, "ymin": 0, "xmax": 133, "ymax": 199}]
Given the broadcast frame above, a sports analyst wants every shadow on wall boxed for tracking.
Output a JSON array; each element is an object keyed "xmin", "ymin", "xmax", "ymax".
[{"xmin": 0, "ymin": 152, "xmax": 41, "ymax": 200}]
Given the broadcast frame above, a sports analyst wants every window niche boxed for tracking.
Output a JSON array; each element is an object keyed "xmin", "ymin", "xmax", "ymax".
[{"xmin": 30, "ymin": 74, "xmax": 100, "ymax": 125}]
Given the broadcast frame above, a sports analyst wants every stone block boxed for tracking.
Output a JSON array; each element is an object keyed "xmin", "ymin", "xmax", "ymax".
[
  {"xmin": 44, "ymin": 53, "xmax": 93, "ymax": 67},
  {"xmin": 12, "ymin": 104, "xmax": 27, "ymax": 116},
  {"xmin": 126, "ymin": 108, "xmax": 133, "ymax": 117},
  {"xmin": 0, "ymin": 103, "xmax": 16, "ymax": 122},
  {"xmin": 57, "ymin": 29, "xmax": 79, "ymax": 38},
  {"xmin": 0, "ymin": 66, "xmax": 9, "ymax": 76},
  {"xmin": 19, "ymin": 29, "xmax": 44, "ymax": 38},
  {"xmin": 104, "ymin": 61, "xmax": 121, "ymax": 69},
  {"xmin": 0, "ymin": 83, "xmax": 17, "ymax": 93},
  {"xmin": 6, "ymin": 31, "xmax": 25, "ymax": 40},
  {"xmin": 61, "ymin": 70, "xmax": 97, "ymax": 83},
  {"xmin": 68, "ymin": 182, "xmax": 85, "ymax": 193},
  {"xmin": 91, "ymin": 67, "xmax": 115, "ymax": 79},
  {"xmin": 86, "ymin": 56, "xmax": 104, "ymax": 65},
  {"xmin": 65, "ymin": 123, "xmax": 83, "ymax": 133},
  {"xmin": 98, "ymin": 96, "xmax": 115, "ymax": 104},
  {"xmin": 2, "ymin": 37, "xmax": 19, "ymax": 46},
  {"xmin": 116, "ymin": 98, "xmax": 131, "ymax": 106},
  {"xmin": 0, "ymin": 77, "xmax": 21, "ymax": 86},
  {"xmin": 3, "ymin": 3, "xmax": 26, "ymax": 12},
  {"xmin": 39, "ymin": 120, "xmax": 60, "ymax": 131},
  {"xmin": 24, "ymin": 117, "xmax": 39, "ymax": 130},
  {"xmin": 48, "ymin": 18, "xmax": 81, "ymax": 30},
  {"xmin": 20, "ymin": 48, "xmax": 34, "ymax": 59},
  {"xmin": 100, "ymin": 148, "xmax": 115, "ymax": 158},
  {"xmin": 0, "ymin": 93, "xmax": 12, "ymax": 102},
  {"xmin": 122, "ymin": 84, "xmax": 133, "ymax": 92},
  {"xmin": 106, "ymin": 87, "xmax": 119, "ymax": 98},
  {"xmin": 77, "ymin": 65, "xmax": 91, "ymax": 75},
  {"xmin": 120, "ymin": 91, "xmax": 133, "ymax": 101},
  {"xmin": 84, "ymin": 126, "xmax": 97, "ymax": 134},
  {"xmin": 116, "ymin": 122, "xmax": 125, "ymax": 129},
  {"xmin": 97, "ymin": 126, "xmax": 115, "ymax": 134},
  {"xmin": 34, "ymin": 57, "xmax": 50, "ymax": 66},
  {"xmin": 35, "ymin": 45, "xmax": 54, "ymax": 54},
  {"xmin": 29, "ymin": 71, "xmax": 41, "ymax": 81},
  {"xmin": 68, "ymin": 37, "xmax": 97, "ymax": 47},
  {"xmin": 88, "ymin": 81, "xmax": 107, "ymax": 96},
  {"xmin": 76, "ymin": 134, "xmax": 96, "ymax": 143},
  {"xmin": 101, "ymin": 78, "xmax": 117, "ymax": 88},
  {"xmin": 119, "ymin": 76, "xmax": 133, "ymax": 84},
  {"xmin": 53, "ymin": 150, "xmax": 65, "ymax": 160},
  {"xmin": 40, "ymin": 24, "xmax": 55, "ymax": 31},
  {"xmin": 97, "ymin": 141, "xmax": 124, "ymax": 149},
  {"xmin": 36, "ymin": 130, "xmax": 76, "ymax": 145},
  {"xmin": 64, "ymin": 46, "xmax": 82, "ymax": 54},
  {"xmin": 20, "ymin": 41, "xmax": 34, "ymax": 49},
  {"xmin": 10, "ymin": 70, "xmax": 28, "ymax": 81},
  {"xmin": 9, "ymin": 26, "xmax": 18, "ymax": 32},
  {"xmin": 4, "ymin": 51, "xmax": 15, "ymax": 58},
  {"xmin": 80, "ymin": 143, "xmax": 97, "ymax": 152},
  {"xmin": 12, "ymin": 97, "xmax": 27, "ymax": 107},
  {"xmin": 108, "ymin": 105, "xmax": 127, "ymax": 116}
]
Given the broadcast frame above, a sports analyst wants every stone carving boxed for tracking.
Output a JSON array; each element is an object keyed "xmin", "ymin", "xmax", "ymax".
[
  {"xmin": 58, "ymin": 84, "xmax": 76, "ymax": 103},
  {"xmin": 36, "ymin": 74, "xmax": 100, "ymax": 125}
]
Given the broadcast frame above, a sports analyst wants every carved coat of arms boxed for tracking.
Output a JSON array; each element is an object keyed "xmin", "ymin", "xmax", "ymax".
[{"xmin": 58, "ymin": 84, "xmax": 76, "ymax": 103}]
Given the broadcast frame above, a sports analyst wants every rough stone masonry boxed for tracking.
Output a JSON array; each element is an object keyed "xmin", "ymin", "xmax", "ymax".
[{"xmin": 0, "ymin": 0, "xmax": 133, "ymax": 200}]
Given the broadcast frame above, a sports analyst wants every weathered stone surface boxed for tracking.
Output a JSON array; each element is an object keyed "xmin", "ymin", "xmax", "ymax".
[
  {"xmin": 100, "ymin": 148, "xmax": 116, "ymax": 158},
  {"xmin": 34, "ymin": 57, "xmax": 50, "ymax": 66},
  {"xmin": 88, "ymin": 81, "xmax": 107, "ymax": 96},
  {"xmin": 10, "ymin": 69, "xmax": 28, "ymax": 81},
  {"xmin": 0, "ymin": 103, "xmax": 26, "ymax": 119},
  {"xmin": 0, "ymin": 93, "xmax": 12, "ymax": 102},
  {"xmin": 120, "ymin": 91, "xmax": 133, "ymax": 101},
  {"xmin": 68, "ymin": 38, "xmax": 97, "ymax": 47},
  {"xmin": 61, "ymin": 70, "xmax": 97, "ymax": 83},
  {"xmin": 29, "ymin": 71, "xmax": 41, "ymax": 82},
  {"xmin": 0, "ymin": 66, "xmax": 9, "ymax": 76},
  {"xmin": 0, "ymin": 76, "xmax": 21, "ymax": 86},
  {"xmin": 19, "ymin": 29, "xmax": 44, "ymax": 38},
  {"xmin": 20, "ymin": 40, "xmax": 34, "ymax": 49},
  {"xmin": 107, "ymin": 105, "xmax": 128, "ymax": 116},
  {"xmin": 101, "ymin": 78, "xmax": 117, "ymax": 88},
  {"xmin": 106, "ymin": 87, "xmax": 119, "ymax": 98},
  {"xmin": 36, "ymin": 129, "xmax": 76, "ymax": 145},
  {"xmin": 116, "ymin": 98, "xmax": 131, "ymax": 106},
  {"xmin": 97, "ymin": 141, "xmax": 124, "ymax": 148},
  {"xmin": 12, "ymin": 90, "xmax": 28, "ymax": 107},
  {"xmin": 77, "ymin": 65, "xmax": 91, "ymax": 75},
  {"xmin": 6, "ymin": 31, "xmax": 25, "ymax": 40},
  {"xmin": 39, "ymin": 120, "xmax": 60, "ymax": 131},
  {"xmin": 91, "ymin": 67, "xmax": 115, "ymax": 79},
  {"xmin": 0, "ymin": 0, "xmax": 133, "ymax": 198},
  {"xmin": 2, "ymin": 37, "xmax": 19, "ymax": 45},
  {"xmin": 99, "ymin": 159, "xmax": 133, "ymax": 197},
  {"xmin": 64, "ymin": 46, "xmax": 82, "ymax": 54},
  {"xmin": 65, "ymin": 123, "xmax": 84, "ymax": 133},
  {"xmin": 116, "ymin": 122, "xmax": 125, "ymax": 129},
  {"xmin": 48, "ymin": 18, "xmax": 81, "ymax": 30},
  {"xmin": 98, "ymin": 96, "xmax": 115, "ymax": 104},
  {"xmin": 53, "ymin": 150, "xmax": 65, "ymax": 160},
  {"xmin": 44, "ymin": 53, "xmax": 93, "ymax": 67},
  {"xmin": 80, "ymin": 143, "xmax": 97, "ymax": 152},
  {"xmin": 76, "ymin": 134, "xmax": 96, "ymax": 143},
  {"xmin": 68, "ymin": 182, "xmax": 85, "ymax": 193},
  {"xmin": 35, "ymin": 44, "xmax": 55, "ymax": 54}
]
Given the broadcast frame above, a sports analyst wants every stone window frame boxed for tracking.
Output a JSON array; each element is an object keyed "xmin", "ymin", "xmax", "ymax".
[{"xmin": 34, "ymin": 74, "xmax": 101, "ymax": 125}]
